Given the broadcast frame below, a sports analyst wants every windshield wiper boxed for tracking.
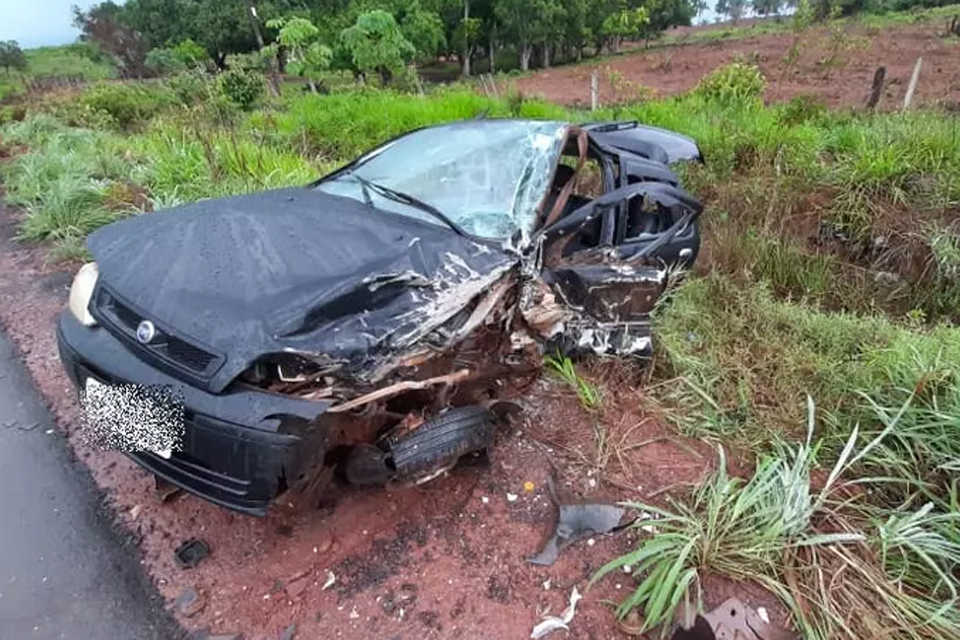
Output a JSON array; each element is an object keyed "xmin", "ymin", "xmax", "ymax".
[{"xmin": 351, "ymin": 174, "xmax": 466, "ymax": 237}]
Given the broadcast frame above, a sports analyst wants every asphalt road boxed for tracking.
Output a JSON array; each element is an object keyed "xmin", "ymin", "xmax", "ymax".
[{"xmin": 0, "ymin": 328, "xmax": 181, "ymax": 640}]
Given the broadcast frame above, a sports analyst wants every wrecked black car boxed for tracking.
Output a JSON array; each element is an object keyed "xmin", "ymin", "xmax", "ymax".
[{"xmin": 56, "ymin": 119, "xmax": 703, "ymax": 515}]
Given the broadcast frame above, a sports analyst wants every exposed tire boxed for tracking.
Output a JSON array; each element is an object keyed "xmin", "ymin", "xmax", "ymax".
[{"xmin": 390, "ymin": 406, "xmax": 495, "ymax": 480}]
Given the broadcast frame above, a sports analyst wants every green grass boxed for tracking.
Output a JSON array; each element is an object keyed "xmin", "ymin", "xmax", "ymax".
[
  {"xmin": 0, "ymin": 44, "xmax": 118, "ymax": 101},
  {"xmin": 594, "ymin": 401, "xmax": 960, "ymax": 639},
  {"xmin": 24, "ymin": 45, "xmax": 117, "ymax": 81},
  {"xmin": 545, "ymin": 352, "xmax": 602, "ymax": 410},
  {"xmin": 651, "ymin": 272, "xmax": 960, "ymax": 444}
]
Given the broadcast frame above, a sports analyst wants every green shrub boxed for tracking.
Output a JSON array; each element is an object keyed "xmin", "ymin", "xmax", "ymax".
[
  {"xmin": 171, "ymin": 39, "xmax": 207, "ymax": 68},
  {"xmin": 217, "ymin": 69, "xmax": 264, "ymax": 110},
  {"xmin": 145, "ymin": 48, "xmax": 186, "ymax": 76},
  {"xmin": 166, "ymin": 71, "xmax": 209, "ymax": 106},
  {"xmin": 79, "ymin": 82, "xmax": 175, "ymax": 130},
  {"xmin": 695, "ymin": 62, "xmax": 766, "ymax": 104},
  {"xmin": 779, "ymin": 94, "xmax": 828, "ymax": 126}
]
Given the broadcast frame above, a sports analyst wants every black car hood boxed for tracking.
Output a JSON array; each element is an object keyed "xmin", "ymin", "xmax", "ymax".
[{"xmin": 88, "ymin": 188, "xmax": 516, "ymax": 392}]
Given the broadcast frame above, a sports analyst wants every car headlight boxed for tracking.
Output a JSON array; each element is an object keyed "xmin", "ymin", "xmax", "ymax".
[{"xmin": 68, "ymin": 262, "xmax": 99, "ymax": 327}]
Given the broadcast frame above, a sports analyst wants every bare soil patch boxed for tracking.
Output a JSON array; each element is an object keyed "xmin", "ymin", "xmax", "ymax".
[{"xmin": 513, "ymin": 20, "xmax": 960, "ymax": 110}]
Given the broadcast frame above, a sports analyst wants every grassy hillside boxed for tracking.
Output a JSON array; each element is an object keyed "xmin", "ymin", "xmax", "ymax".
[{"xmin": 0, "ymin": 44, "xmax": 118, "ymax": 101}]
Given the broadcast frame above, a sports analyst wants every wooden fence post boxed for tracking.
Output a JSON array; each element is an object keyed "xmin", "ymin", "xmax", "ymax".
[
  {"xmin": 903, "ymin": 57, "xmax": 922, "ymax": 111},
  {"xmin": 865, "ymin": 66, "xmax": 886, "ymax": 110},
  {"xmin": 590, "ymin": 70, "xmax": 599, "ymax": 111}
]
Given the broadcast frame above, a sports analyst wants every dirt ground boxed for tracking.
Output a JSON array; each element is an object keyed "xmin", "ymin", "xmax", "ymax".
[
  {"xmin": 513, "ymin": 18, "xmax": 960, "ymax": 110},
  {"xmin": 0, "ymin": 199, "xmax": 793, "ymax": 639}
]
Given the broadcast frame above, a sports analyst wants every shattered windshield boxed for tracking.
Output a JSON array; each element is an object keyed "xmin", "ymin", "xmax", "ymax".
[{"xmin": 316, "ymin": 120, "xmax": 568, "ymax": 240}]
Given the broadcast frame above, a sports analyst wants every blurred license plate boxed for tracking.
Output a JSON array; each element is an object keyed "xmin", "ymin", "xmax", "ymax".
[{"xmin": 83, "ymin": 376, "xmax": 182, "ymax": 459}]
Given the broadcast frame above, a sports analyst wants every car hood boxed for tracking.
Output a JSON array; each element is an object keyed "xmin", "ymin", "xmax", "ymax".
[{"xmin": 87, "ymin": 188, "xmax": 516, "ymax": 392}]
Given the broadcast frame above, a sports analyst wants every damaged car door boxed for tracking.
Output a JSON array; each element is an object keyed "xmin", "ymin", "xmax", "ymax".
[{"xmin": 537, "ymin": 131, "xmax": 704, "ymax": 357}]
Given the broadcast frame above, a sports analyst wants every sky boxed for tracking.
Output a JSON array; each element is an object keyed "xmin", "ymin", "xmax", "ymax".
[{"xmin": 0, "ymin": 0, "xmax": 100, "ymax": 48}]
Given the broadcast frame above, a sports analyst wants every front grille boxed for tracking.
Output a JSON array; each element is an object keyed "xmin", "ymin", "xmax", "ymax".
[
  {"xmin": 95, "ymin": 286, "xmax": 222, "ymax": 379},
  {"xmin": 163, "ymin": 339, "xmax": 216, "ymax": 371}
]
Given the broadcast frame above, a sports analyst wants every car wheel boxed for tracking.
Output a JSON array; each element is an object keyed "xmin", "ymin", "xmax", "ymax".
[{"xmin": 389, "ymin": 406, "xmax": 495, "ymax": 482}]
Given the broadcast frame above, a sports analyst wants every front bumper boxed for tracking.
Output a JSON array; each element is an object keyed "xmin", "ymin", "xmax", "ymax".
[{"xmin": 56, "ymin": 312, "xmax": 329, "ymax": 516}]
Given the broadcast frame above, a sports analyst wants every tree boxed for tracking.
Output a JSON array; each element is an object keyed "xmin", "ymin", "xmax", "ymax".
[
  {"xmin": 0, "ymin": 41, "xmax": 27, "ymax": 74},
  {"xmin": 452, "ymin": 13, "xmax": 482, "ymax": 75},
  {"xmin": 642, "ymin": 0, "xmax": 697, "ymax": 34},
  {"xmin": 116, "ymin": 0, "xmax": 268, "ymax": 70},
  {"xmin": 265, "ymin": 17, "xmax": 333, "ymax": 92},
  {"xmin": 399, "ymin": 1, "xmax": 447, "ymax": 60},
  {"xmin": 495, "ymin": 0, "xmax": 543, "ymax": 70},
  {"xmin": 339, "ymin": 10, "xmax": 416, "ymax": 85},
  {"xmin": 753, "ymin": 0, "xmax": 784, "ymax": 14},
  {"xmin": 601, "ymin": 4, "xmax": 649, "ymax": 53},
  {"xmin": 560, "ymin": 0, "xmax": 591, "ymax": 62},
  {"xmin": 72, "ymin": 2, "xmax": 150, "ymax": 77},
  {"xmin": 716, "ymin": 0, "xmax": 749, "ymax": 22}
]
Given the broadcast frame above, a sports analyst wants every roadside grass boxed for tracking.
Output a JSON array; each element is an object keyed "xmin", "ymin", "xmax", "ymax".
[
  {"xmin": 594, "ymin": 400, "xmax": 960, "ymax": 640},
  {"xmin": 651, "ymin": 272, "xmax": 960, "ymax": 447},
  {"xmin": 259, "ymin": 86, "xmax": 566, "ymax": 159}
]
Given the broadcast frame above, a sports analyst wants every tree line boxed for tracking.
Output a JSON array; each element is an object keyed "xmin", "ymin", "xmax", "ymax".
[
  {"xmin": 70, "ymin": 0, "xmax": 708, "ymax": 79},
  {"xmin": 62, "ymin": 0, "xmax": 959, "ymax": 82}
]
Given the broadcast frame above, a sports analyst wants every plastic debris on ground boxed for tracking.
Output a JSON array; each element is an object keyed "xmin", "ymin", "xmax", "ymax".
[
  {"xmin": 530, "ymin": 586, "xmax": 582, "ymax": 639},
  {"xmin": 322, "ymin": 570, "xmax": 336, "ymax": 591},
  {"xmin": 174, "ymin": 538, "xmax": 211, "ymax": 569},
  {"xmin": 527, "ymin": 500, "xmax": 625, "ymax": 565}
]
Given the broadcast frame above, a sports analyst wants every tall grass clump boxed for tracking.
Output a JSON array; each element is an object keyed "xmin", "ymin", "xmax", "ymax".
[
  {"xmin": 651, "ymin": 272, "xmax": 960, "ymax": 447},
  {"xmin": 78, "ymin": 82, "xmax": 178, "ymax": 130},
  {"xmin": 0, "ymin": 115, "xmax": 141, "ymax": 243},
  {"xmin": 134, "ymin": 120, "xmax": 327, "ymax": 204},
  {"xmin": 263, "ymin": 87, "xmax": 566, "ymax": 159},
  {"xmin": 595, "ymin": 400, "xmax": 960, "ymax": 640}
]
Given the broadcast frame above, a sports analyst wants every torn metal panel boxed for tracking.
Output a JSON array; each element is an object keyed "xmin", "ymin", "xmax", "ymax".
[{"xmin": 582, "ymin": 120, "xmax": 703, "ymax": 164}]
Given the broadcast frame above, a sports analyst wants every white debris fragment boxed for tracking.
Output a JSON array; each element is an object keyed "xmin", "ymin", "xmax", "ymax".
[
  {"xmin": 349, "ymin": 606, "xmax": 360, "ymax": 619},
  {"xmin": 588, "ymin": 478, "xmax": 597, "ymax": 488},
  {"xmin": 623, "ymin": 565, "xmax": 633, "ymax": 574},
  {"xmin": 530, "ymin": 586, "xmax": 582, "ymax": 639},
  {"xmin": 322, "ymin": 570, "xmax": 336, "ymax": 591},
  {"xmin": 542, "ymin": 579, "xmax": 551, "ymax": 591},
  {"xmin": 758, "ymin": 607, "xmax": 770, "ymax": 624},
  {"xmin": 586, "ymin": 538, "xmax": 596, "ymax": 547},
  {"xmin": 507, "ymin": 493, "xmax": 519, "ymax": 502},
  {"xmin": 481, "ymin": 496, "xmax": 490, "ymax": 504}
]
